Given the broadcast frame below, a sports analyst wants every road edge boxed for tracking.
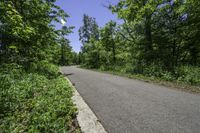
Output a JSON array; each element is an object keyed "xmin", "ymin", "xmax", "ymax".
[
  {"xmin": 79, "ymin": 67, "xmax": 200, "ymax": 95},
  {"xmin": 65, "ymin": 77, "xmax": 107, "ymax": 133}
]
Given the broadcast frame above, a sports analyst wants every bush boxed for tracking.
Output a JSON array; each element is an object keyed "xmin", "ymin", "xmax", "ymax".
[
  {"xmin": 176, "ymin": 66, "xmax": 200, "ymax": 86},
  {"xmin": 143, "ymin": 63, "xmax": 163, "ymax": 77},
  {"xmin": 30, "ymin": 60, "xmax": 60, "ymax": 79},
  {"xmin": 160, "ymin": 71, "xmax": 174, "ymax": 81},
  {"xmin": 122, "ymin": 63, "xmax": 133, "ymax": 73},
  {"xmin": 0, "ymin": 64, "xmax": 77, "ymax": 132}
]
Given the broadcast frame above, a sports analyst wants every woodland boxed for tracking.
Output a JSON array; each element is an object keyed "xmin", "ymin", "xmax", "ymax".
[{"xmin": 0, "ymin": 0, "xmax": 200, "ymax": 132}]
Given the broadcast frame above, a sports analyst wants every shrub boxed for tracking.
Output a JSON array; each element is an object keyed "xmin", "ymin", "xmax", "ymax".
[
  {"xmin": 176, "ymin": 66, "xmax": 200, "ymax": 86},
  {"xmin": 143, "ymin": 63, "xmax": 163, "ymax": 77},
  {"xmin": 161, "ymin": 71, "xmax": 174, "ymax": 81},
  {"xmin": 125, "ymin": 63, "xmax": 135, "ymax": 73},
  {"xmin": 0, "ymin": 64, "xmax": 77, "ymax": 132},
  {"xmin": 30, "ymin": 60, "xmax": 60, "ymax": 79}
]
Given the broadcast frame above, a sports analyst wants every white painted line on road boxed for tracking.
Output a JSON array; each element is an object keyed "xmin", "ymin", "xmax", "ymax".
[{"xmin": 65, "ymin": 77, "xmax": 107, "ymax": 133}]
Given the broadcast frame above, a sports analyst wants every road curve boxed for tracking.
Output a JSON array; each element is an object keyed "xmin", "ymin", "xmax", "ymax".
[{"xmin": 61, "ymin": 66, "xmax": 200, "ymax": 133}]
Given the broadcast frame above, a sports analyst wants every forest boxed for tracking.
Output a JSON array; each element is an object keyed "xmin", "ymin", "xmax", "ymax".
[
  {"xmin": 0, "ymin": 0, "xmax": 200, "ymax": 132},
  {"xmin": 79, "ymin": 0, "xmax": 200, "ymax": 87}
]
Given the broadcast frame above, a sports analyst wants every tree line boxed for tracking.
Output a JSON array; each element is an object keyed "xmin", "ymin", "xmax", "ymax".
[
  {"xmin": 0, "ymin": 0, "xmax": 77, "ymax": 66},
  {"xmin": 79, "ymin": 0, "xmax": 200, "ymax": 86}
]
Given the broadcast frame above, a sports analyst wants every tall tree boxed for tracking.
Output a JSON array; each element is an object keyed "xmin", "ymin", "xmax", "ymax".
[
  {"xmin": 111, "ymin": 0, "xmax": 161, "ymax": 63},
  {"xmin": 100, "ymin": 20, "xmax": 117, "ymax": 64},
  {"xmin": 182, "ymin": 0, "xmax": 200, "ymax": 65},
  {"xmin": 0, "ymin": 0, "xmax": 73, "ymax": 67},
  {"xmin": 78, "ymin": 14, "xmax": 99, "ymax": 45}
]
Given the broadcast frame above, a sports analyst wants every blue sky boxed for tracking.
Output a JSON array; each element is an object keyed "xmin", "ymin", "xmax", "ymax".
[{"xmin": 55, "ymin": 0, "xmax": 120, "ymax": 53}]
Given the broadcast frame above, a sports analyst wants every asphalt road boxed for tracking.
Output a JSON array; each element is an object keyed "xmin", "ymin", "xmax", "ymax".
[{"xmin": 61, "ymin": 66, "xmax": 200, "ymax": 133}]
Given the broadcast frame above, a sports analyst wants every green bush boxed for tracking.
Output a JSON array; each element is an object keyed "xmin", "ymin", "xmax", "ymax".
[
  {"xmin": 143, "ymin": 63, "xmax": 163, "ymax": 77},
  {"xmin": 30, "ymin": 60, "xmax": 60, "ymax": 79},
  {"xmin": 160, "ymin": 71, "xmax": 174, "ymax": 81},
  {"xmin": 99, "ymin": 65, "xmax": 106, "ymax": 71},
  {"xmin": 176, "ymin": 66, "xmax": 200, "ymax": 86},
  {"xmin": 0, "ymin": 64, "xmax": 77, "ymax": 133}
]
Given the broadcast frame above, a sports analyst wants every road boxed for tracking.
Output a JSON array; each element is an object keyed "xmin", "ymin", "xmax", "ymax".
[{"xmin": 61, "ymin": 66, "xmax": 200, "ymax": 133}]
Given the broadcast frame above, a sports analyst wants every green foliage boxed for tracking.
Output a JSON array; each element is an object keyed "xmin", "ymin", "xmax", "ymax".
[
  {"xmin": 79, "ymin": 0, "xmax": 200, "ymax": 88},
  {"xmin": 176, "ymin": 66, "xmax": 200, "ymax": 86},
  {"xmin": 0, "ymin": 64, "xmax": 77, "ymax": 133},
  {"xmin": 82, "ymin": 40, "xmax": 101, "ymax": 68},
  {"xmin": 0, "ymin": 0, "xmax": 76, "ymax": 66},
  {"xmin": 30, "ymin": 60, "xmax": 60, "ymax": 79},
  {"xmin": 0, "ymin": 0, "xmax": 79, "ymax": 132},
  {"xmin": 100, "ymin": 21, "xmax": 117, "ymax": 65},
  {"xmin": 79, "ymin": 14, "xmax": 99, "ymax": 44}
]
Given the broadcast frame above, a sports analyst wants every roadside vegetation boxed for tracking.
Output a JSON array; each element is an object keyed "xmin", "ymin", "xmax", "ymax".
[
  {"xmin": 0, "ymin": 0, "xmax": 79, "ymax": 132},
  {"xmin": 78, "ymin": 0, "xmax": 200, "ymax": 91}
]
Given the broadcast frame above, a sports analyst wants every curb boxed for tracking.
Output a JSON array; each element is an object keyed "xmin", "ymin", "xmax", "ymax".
[{"xmin": 65, "ymin": 77, "xmax": 107, "ymax": 133}]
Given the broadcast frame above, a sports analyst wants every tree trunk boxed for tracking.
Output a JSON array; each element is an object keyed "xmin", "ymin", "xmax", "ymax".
[{"xmin": 112, "ymin": 42, "xmax": 116, "ymax": 64}]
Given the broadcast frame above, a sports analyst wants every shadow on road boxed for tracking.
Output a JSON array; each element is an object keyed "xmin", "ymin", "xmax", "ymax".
[{"xmin": 63, "ymin": 73, "xmax": 74, "ymax": 77}]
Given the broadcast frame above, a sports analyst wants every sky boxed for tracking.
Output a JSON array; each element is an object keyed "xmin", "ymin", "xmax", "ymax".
[{"xmin": 55, "ymin": 0, "xmax": 120, "ymax": 53}]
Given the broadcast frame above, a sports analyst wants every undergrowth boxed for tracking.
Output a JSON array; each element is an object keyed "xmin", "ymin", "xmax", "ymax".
[{"xmin": 0, "ymin": 62, "xmax": 79, "ymax": 133}]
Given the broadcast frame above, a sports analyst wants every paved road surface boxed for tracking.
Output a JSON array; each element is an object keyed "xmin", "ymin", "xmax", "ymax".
[{"xmin": 61, "ymin": 66, "xmax": 200, "ymax": 133}]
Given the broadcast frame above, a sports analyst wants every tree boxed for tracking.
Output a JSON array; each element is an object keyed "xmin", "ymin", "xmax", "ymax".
[
  {"xmin": 111, "ymin": 0, "xmax": 162, "ymax": 63},
  {"xmin": 181, "ymin": 0, "xmax": 200, "ymax": 65},
  {"xmin": 0, "ymin": 0, "xmax": 74, "ymax": 67},
  {"xmin": 0, "ymin": 1, "xmax": 79, "ymax": 132},
  {"xmin": 78, "ymin": 0, "xmax": 200, "ymax": 85},
  {"xmin": 78, "ymin": 14, "xmax": 99, "ymax": 45},
  {"xmin": 100, "ymin": 20, "xmax": 117, "ymax": 65}
]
